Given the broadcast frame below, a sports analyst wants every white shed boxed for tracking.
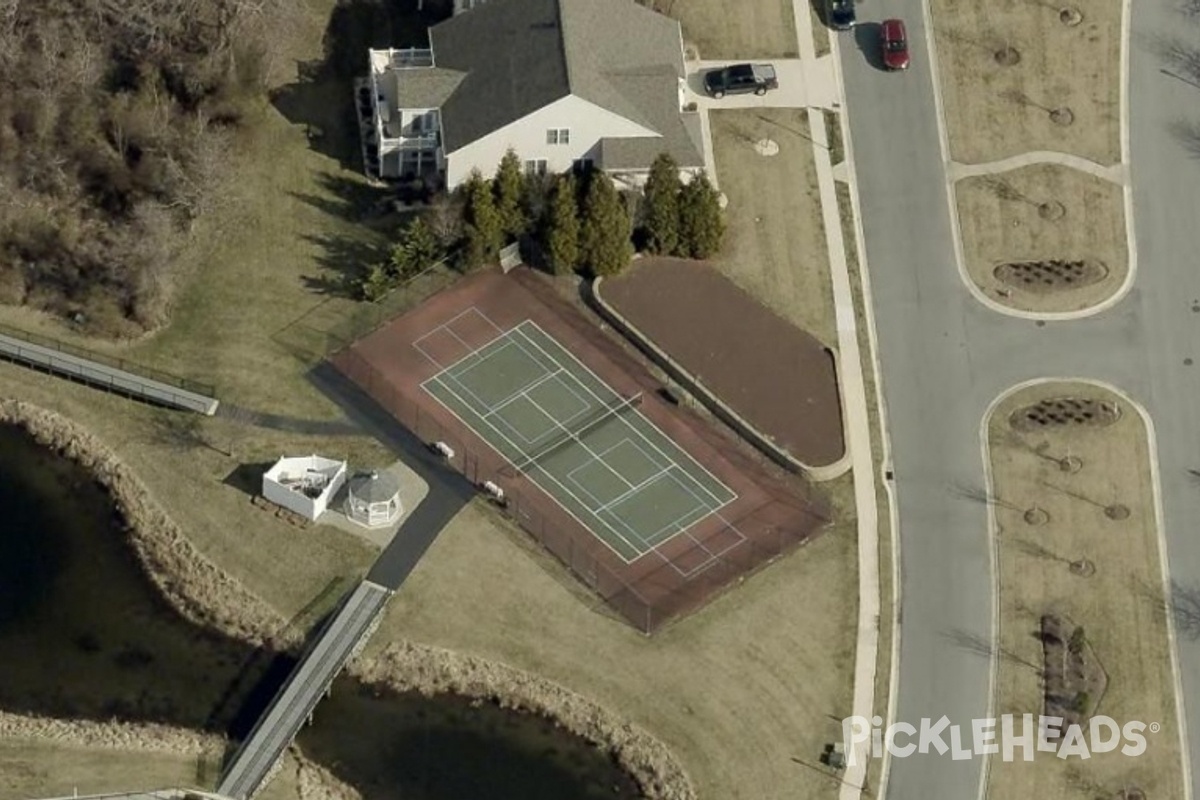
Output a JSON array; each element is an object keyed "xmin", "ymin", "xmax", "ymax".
[
  {"xmin": 345, "ymin": 470, "xmax": 403, "ymax": 528},
  {"xmin": 262, "ymin": 455, "xmax": 348, "ymax": 521}
]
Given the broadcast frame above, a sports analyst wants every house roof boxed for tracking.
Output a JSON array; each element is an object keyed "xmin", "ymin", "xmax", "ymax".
[
  {"xmin": 393, "ymin": 67, "xmax": 467, "ymax": 109},
  {"xmin": 425, "ymin": 0, "xmax": 699, "ymax": 167},
  {"xmin": 595, "ymin": 67, "xmax": 704, "ymax": 170}
]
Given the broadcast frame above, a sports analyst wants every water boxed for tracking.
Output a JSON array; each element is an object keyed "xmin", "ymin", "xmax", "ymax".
[{"xmin": 0, "ymin": 422, "xmax": 644, "ymax": 798}]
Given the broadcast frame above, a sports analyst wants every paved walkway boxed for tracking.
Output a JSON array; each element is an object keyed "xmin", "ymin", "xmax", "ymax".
[{"xmin": 684, "ymin": 11, "xmax": 888, "ymax": 800}]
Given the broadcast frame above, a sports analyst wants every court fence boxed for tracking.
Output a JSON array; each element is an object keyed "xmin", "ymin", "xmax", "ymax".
[{"xmin": 333, "ymin": 346, "xmax": 823, "ymax": 633}]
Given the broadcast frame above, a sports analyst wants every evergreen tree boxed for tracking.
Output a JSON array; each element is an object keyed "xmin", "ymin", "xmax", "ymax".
[
  {"xmin": 493, "ymin": 149, "xmax": 527, "ymax": 237},
  {"xmin": 460, "ymin": 170, "xmax": 503, "ymax": 266},
  {"xmin": 641, "ymin": 153, "xmax": 681, "ymax": 255},
  {"xmin": 543, "ymin": 173, "xmax": 580, "ymax": 275},
  {"xmin": 579, "ymin": 172, "xmax": 633, "ymax": 277},
  {"xmin": 677, "ymin": 172, "xmax": 725, "ymax": 259},
  {"xmin": 388, "ymin": 216, "xmax": 444, "ymax": 279},
  {"xmin": 357, "ymin": 263, "xmax": 391, "ymax": 301}
]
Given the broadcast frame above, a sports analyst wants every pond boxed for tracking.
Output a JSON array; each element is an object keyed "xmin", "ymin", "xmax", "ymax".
[{"xmin": 0, "ymin": 422, "xmax": 643, "ymax": 799}]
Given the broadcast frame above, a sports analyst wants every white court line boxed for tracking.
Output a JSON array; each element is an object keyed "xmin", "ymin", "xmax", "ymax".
[
  {"xmin": 512, "ymin": 322, "xmax": 737, "ymax": 508},
  {"xmin": 567, "ymin": 451, "xmax": 635, "ymax": 496},
  {"xmin": 426, "ymin": 370, "xmax": 649, "ymax": 561},
  {"xmin": 598, "ymin": 497, "xmax": 711, "ymax": 557},
  {"xmin": 564, "ymin": 461, "xmax": 625, "ymax": 509},
  {"xmin": 414, "ymin": 307, "xmax": 505, "ymax": 371},
  {"xmin": 525, "ymin": 393, "xmax": 635, "ymax": 490},
  {"xmin": 488, "ymin": 375, "xmax": 595, "ymax": 447},
  {"xmin": 595, "ymin": 464, "xmax": 674, "ymax": 514},
  {"xmin": 622, "ymin": 436, "xmax": 671, "ymax": 471},
  {"xmin": 481, "ymin": 368, "xmax": 563, "ymax": 419},
  {"xmin": 525, "ymin": 372, "xmax": 594, "ymax": 430}
]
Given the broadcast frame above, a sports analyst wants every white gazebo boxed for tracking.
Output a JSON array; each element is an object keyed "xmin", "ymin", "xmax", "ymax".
[
  {"xmin": 262, "ymin": 455, "xmax": 348, "ymax": 521},
  {"xmin": 345, "ymin": 470, "xmax": 402, "ymax": 528}
]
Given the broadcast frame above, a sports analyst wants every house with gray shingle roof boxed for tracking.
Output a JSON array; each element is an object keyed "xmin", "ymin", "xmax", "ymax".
[{"xmin": 363, "ymin": 0, "xmax": 705, "ymax": 191}]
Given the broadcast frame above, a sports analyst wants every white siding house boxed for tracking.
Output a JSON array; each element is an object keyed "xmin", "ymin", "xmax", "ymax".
[
  {"xmin": 444, "ymin": 95, "xmax": 658, "ymax": 188},
  {"xmin": 363, "ymin": 0, "xmax": 705, "ymax": 191}
]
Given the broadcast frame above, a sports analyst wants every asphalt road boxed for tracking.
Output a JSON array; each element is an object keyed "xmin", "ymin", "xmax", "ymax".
[{"xmin": 838, "ymin": 1, "xmax": 1200, "ymax": 797}]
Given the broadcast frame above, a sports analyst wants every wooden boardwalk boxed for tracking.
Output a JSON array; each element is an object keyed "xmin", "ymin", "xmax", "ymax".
[
  {"xmin": 216, "ymin": 581, "xmax": 393, "ymax": 800},
  {"xmin": 0, "ymin": 329, "xmax": 218, "ymax": 415}
]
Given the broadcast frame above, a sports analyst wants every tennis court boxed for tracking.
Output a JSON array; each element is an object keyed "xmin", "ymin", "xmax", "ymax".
[{"xmin": 417, "ymin": 311, "xmax": 740, "ymax": 564}]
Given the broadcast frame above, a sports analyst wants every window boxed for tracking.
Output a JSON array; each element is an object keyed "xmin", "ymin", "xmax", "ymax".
[
  {"xmin": 572, "ymin": 158, "xmax": 594, "ymax": 174},
  {"xmin": 524, "ymin": 159, "xmax": 548, "ymax": 176},
  {"xmin": 546, "ymin": 128, "xmax": 570, "ymax": 145}
]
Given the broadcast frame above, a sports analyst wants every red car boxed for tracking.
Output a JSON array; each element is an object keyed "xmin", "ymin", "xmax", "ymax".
[{"xmin": 880, "ymin": 18, "xmax": 910, "ymax": 71}]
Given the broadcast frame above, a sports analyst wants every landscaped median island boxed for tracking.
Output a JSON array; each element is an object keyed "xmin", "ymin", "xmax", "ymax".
[
  {"xmin": 982, "ymin": 382, "xmax": 1184, "ymax": 800},
  {"xmin": 929, "ymin": 0, "xmax": 1122, "ymax": 165},
  {"xmin": 595, "ymin": 256, "xmax": 845, "ymax": 473},
  {"xmin": 954, "ymin": 164, "xmax": 1128, "ymax": 313}
]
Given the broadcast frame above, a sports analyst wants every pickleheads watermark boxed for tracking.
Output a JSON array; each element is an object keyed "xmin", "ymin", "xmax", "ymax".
[{"xmin": 842, "ymin": 715, "xmax": 1159, "ymax": 765}]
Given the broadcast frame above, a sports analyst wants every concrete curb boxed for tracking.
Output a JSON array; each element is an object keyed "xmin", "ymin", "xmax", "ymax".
[
  {"xmin": 827, "ymin": 42, "xmax": 904, "ymax": 800},
  {"xmin": 791, "ymin": 8, "xmax": 884, "ymax": 800},
  {"xmin": 587, "ymin": 277, "xmax": 850, "ymax": 481},
  {"xmin": 977, "ymin": 378, "xmax": 1193, "ymax": 800}
]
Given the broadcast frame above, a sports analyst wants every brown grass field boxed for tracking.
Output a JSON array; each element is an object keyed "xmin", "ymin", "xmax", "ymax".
[
  {"xmin": 358, "ymin": 489, "xmax": 858, "ymax": 800},
  {"xmin": 930, "ymin": 0, "xmax": 1122, "ymax": 165},
  {"xmin": 954, "ymin": 163, "xmax": 1127, "ymax": 313},
  {"xmin": 985, "ymin": 381, "xmax": 1184, "ymax": 800},
  {"xmin": 642, "ymin": 0, "xmax": 799, "ymax": 59},
  {"xmin": 0, "ymin": 0, "xmax": 866, "ymax": 796},
  {"xmin": 709, "ymin": 109, "xmax": 835, "ymax": 347}
]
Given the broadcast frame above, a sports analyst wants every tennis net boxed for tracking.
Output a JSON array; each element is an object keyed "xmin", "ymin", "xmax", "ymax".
[{"xmin": 507, "ymin": 391, "xmax": 643, "ymax": 474}]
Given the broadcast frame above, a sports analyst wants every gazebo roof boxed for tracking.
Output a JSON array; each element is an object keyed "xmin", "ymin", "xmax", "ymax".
[{"xmin": 347, "ymin": 471, "xmax": 400, "ymax": 504}]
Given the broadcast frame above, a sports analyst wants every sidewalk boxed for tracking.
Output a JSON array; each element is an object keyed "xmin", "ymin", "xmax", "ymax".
[{"xmin": 787, "ymin": 7, "xmax": 885, "ymax": 800}]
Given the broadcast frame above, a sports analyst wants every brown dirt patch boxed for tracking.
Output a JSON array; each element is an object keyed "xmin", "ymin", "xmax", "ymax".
[
  {"xmin": 954, "ymin": 164, "xmax": 1127, "ymax": 313},
  {"xmin": 331, "ymin": 267, "xmax": 830, "ymax": 632},
  {"xmin": 598, "ymin": 257, "xmax": 844, "ymax": 468},
  {"xmin": 929, "ymin": 0, "xmax": 1121, "ymax": 164}
]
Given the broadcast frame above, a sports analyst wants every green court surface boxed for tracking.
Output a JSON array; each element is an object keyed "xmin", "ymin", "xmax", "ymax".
[{"xmin": 420, "ymin": 319, "xmax": 737, "ymax": 562}]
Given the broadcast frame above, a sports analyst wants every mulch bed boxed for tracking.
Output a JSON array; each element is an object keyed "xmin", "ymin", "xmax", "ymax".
[
  {"xmin": 329, "ymin": 267, "xmax": 830, "ymax": 632},
  {"xmin": 597, "ymin": 257, "xmax": 845, "ymax": 469}
]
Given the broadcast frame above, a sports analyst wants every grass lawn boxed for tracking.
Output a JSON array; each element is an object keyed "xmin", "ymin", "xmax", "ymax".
[
  {"xmin": 954, "ymin": 164, "xmax": 1127, "ymax": 313},
  {"xmin": 0, "ymin": 0, "xmax": 862, "ymax": 796},
  {"xmin": 643, "ymin": 0, "xmax": 799, "ymax": 59},
  {"xmin": 984, "ymin": 382, "xmax": 1184, "ymax": 800},
  {"xmin": 929, "ymin": 0, "xmax": 1122, "ymax": 165},
  {"xmin": 0, "ymin": 739, "xmax": 310, "ymax": 800},
  {"xmin": 836, "ymin": 178, "xmax": 894, "ymax": 797},
  {"xmin": 355, "ymin": 478, "xmax": 858, "ymax": 800},
  {"xmin": 709, "ymin": 109, "xmax": 835, "ymax": 348}
]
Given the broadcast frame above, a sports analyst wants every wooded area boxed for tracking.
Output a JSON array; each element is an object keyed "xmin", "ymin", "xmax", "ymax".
[{"xmin": 0, "ymin": 0, "xmax": 291, "ymax": 333}]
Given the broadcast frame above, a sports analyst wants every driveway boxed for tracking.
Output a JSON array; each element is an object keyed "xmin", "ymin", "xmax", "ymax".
[
  {"xmin": 685, "ymin": 58, "xmax": 839, "ymax": 110},
  {"xmin": 838, "ymin": 0, "xmax": 1200, "ymax": 798}
]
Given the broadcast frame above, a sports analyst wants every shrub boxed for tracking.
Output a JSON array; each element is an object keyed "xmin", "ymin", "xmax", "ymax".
[
  {"xmin": 494, "ymin": 149, "xmax": 528, "ymax": 237},
  {"xmin": 677, "ymin": 172, "xmax": 725, "ymax": 259},
  {"xmin": 543, "ymin": 173, "xmax": 581, "ymax": 275},
  {"xmin": 641, "ymin": 153, "xmax": 681, "ymax": 255},
  {"xmin": 579, "ymin": 172, "xmax": 633, "ymax": 277},
  {"xmin": 388, "ymin": 217, "xmax": 444, "ymax": 280},
  {"xmin": 357, "ymin": 263, "xmax": 391, "ymax": 301},
  {"xmin": 460, "ymin": 170, "xmax": 503, "ymax": 266}
]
